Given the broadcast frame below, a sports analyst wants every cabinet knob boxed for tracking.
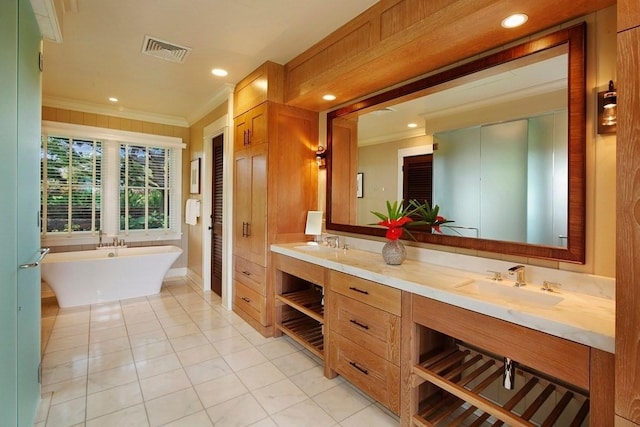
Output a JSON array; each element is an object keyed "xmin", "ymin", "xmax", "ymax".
[
  {"xmin": 242, "ymin": 270, "xmax": 251, "ymax": 276},
  {"xmin": 241, "ymin": 297, "xmax": 251, "ymax": 303}
]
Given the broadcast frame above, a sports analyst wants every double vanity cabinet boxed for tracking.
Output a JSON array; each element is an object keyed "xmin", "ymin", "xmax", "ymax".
[{"xmin": 270, "ymin": 244, "xmax": 615, "ymax": 426}]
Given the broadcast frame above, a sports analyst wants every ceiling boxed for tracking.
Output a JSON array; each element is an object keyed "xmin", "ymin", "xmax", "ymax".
[{"xmin": 40, "ymin": 0, "xmax": 379, "ymax": 126}]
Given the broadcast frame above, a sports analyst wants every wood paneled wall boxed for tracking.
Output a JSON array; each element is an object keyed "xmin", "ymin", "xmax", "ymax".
[
  {"xmin": 616, "ymin": 1, "xmax": 640, "ymax": 424},
  {"xmin": 42, "ymin": 106, "xmax": 190, "ymax": 140}
]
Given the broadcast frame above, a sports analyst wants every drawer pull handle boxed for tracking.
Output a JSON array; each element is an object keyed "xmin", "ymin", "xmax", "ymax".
[
  {"xmin": 241, "ymin": 297, "xmax": 251, "ymax": 303},
  {"xmin": 349, "ymin": 361, "xmax": 369, "ymax": 375},
  {"xmin": 348, "ymin": 286, "xmax": 369, "ymax": 295},
  {"xmin": 349, "ymin": 319, "xmax": 369, "ymax": 330},
  {"xmin": 242, "ymin": 270, "xmax": 251, "ymax": 276}
]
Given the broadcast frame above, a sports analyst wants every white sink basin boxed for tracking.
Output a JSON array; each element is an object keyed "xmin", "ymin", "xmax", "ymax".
[
  {"xmin": 456, "ymin": 280, "xmax": 563, "ymax": 308},
  {"xmin": 293, "ymin": 245, "xmax": 339, "ymax": 253}
]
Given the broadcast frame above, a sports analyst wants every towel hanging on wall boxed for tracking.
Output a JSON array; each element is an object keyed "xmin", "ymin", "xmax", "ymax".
[{"xmin": 185, "ymin": 199, "xmax": 200, "ymax": 225}]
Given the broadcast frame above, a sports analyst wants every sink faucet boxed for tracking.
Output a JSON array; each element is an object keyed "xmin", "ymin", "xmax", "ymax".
[{"xmin": 508, "ymin": 265, "xmax": 526, "ymax": 287}]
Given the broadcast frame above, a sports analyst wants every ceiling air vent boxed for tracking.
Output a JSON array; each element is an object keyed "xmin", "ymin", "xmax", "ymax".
[{"xmin": 141, "ymin": 35, "xmax": 191, "ymax": 63}]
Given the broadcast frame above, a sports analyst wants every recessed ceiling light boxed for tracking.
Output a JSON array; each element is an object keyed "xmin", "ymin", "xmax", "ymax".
[
  {"xmin": 211, "ymin": 68, "xmax": 228, "ymax": 77},
  {"xmin": 501, "ymin": 13, "xmax": 528, "ymax": 28},
  {"xmin": 407, "ymin": 123, "xmax": 418, "ymax": 128},
  {"xmin": 108, "ymin": 97, "xmax": 118, "ymax": 103},
  {"xmin": 323, "ymin": 94, "xmax": 337, "ymax": 101}
]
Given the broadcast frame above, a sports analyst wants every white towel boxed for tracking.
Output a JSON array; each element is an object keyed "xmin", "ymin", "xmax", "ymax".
[{"xmin": 185, "ymin": 199, "xmax": 200, "ymax": 225}]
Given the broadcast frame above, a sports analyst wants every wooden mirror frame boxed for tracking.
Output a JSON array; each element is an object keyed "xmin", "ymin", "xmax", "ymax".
[{"xmin": 326, "ymin": 23, "xmax": 586, "ymax": 263}]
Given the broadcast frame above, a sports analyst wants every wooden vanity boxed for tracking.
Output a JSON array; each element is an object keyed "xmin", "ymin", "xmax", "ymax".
[{"xmin": 271, "ymin": 246, "xmax": 615, "ymax": 426}]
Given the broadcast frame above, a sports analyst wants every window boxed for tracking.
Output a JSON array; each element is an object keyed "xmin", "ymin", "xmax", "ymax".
[
  {"xmin": 41, "ymin": 136, "xmax": 102, "ymax": 233},
  {"xmin": 41, "ymin": 122, "xmax": 184, "ymax": 244},
  {"xmin": 120, "ymin": 145, "xmax": 171, "ymax": 231}
]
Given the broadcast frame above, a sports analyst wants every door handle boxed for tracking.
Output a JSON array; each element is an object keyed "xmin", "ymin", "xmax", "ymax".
[{"xmin": 19, "ymin": 247, "xmax": 50, "ymax": 269}]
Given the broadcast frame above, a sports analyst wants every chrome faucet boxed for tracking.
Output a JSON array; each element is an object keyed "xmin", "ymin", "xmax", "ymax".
[{"xmin": 508, "ymin": 265, "xmax": 526, "ymax": 287}]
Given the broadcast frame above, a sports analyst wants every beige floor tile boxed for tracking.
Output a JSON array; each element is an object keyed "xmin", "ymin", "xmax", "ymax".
[
  {"xmin": 88, "ymin": 336, "xmax": 131, "ymax": 357},
  {"xmin": 248, "ymin": 418, "xmax": 278, "ymax": 427},
  {"xmin": 46, "ymin": 396, "xmax": 86, "ymax": 427},
  {"xmin": 88, "ymin": 348, "xmax": 133, "ymax": 374},
  {"xmin": 271, "ymin": 350, "xmax": 318, "ymax": 377},
  {"xmin": 339, "ymin": 405, "xmax": 399, "ymax": 427},
  {"xmin": 35, "ymin": 392, "xmax": 52, "ymax": 423},
  {"xmin": 162, "ymin": 410, "xmax": 213, "ymax": 427},
  {"xmin": 256, "ymin": 339, "xmax": 299, "ymax": 360},
  {"xmin": 135, "ymin": 353, "xmax": 182, "ymax": 379},
  {"xmin": 140, "ymin": 368, "xmax": 192, "ymax": 401},
  {"xmin": 89, "ymin": 326, "xmax": 127, "ymax": 344},
  {"xmin": 125, "ymin": 318, "xmax": 162, "ymax": 336},
  {"xmin": 42, "ymin": 358, "xmax": 88, "ymax": 386},
  {"xmin": 169, "ymin": 332, "xmax": 209, "ymax": 351},
  {"xmin": 163, "ymin": 321, "xmax": 201, "ymax": 339},
  {"xmin": 202, "ymin": 325, "xmax": 242, "ymax": 343},
  {"xmin": 252, "ymin": 378, "xmax": 308, "ymax": 415},
  {"xmin": 87, "ymin": 363, "xmax": 138, "ymax": 394},
  {"xmin": 86, "ymin": 381, "xmax": 143, "ymax": 420},
  {"xmin": 42, "ymin": 376, "xmax": 87, "ymax": 406},
  {"xmin": 131, "ymin": 339, "xmax": 174, "ymax": 362},
  {"xmin": 206, "ymin": 393, "xmax": 267, "ymax": 427},
  {"xmin": 222, "ymin": 346, "xmax": 268, "ymax": 371},
  {"xmin": 41, "ymin": 345, "xmax": 88, "ymax": 368},
  {"xmin": 290, "ymin": 365, "xmax": 344, "ymax": 397},
  {"xmin": 129, "ymin": 329, "xmax": 168, "ymax": 348},
  {"xmin": 175, "ymin": 343, "xmax": 219, "ymax": 367},
  {"xmin": 184, "ymin": 357, "xmax": 233, "ymax": 385},
  {"xmin": 85, "ymin": 402, "xmax": 149, "ymax": 427},
  {"xmin": 193, "ymin": 373, "xmax": 248, "ymax": 408},
  {"xmin": 212, "ymin": 335, "xmax": 253, "ymax": 356},
  {"xmin": 236, "ymin": 361, "xmax": 286, "ymax": 390},
  {"xmin": 144, "ymin": 387, "xmax": 203, "ymax": 427},
  {"xmin": 45, "ymin": 333, "xmax": 89, "ymax": 353},
  {"xmin": 272, "ymin": 398, "xmax": 337, "ymax": 427},
  {"xmin": 313, "ymin": 382, "xmax": 372, "ymax": 422}
]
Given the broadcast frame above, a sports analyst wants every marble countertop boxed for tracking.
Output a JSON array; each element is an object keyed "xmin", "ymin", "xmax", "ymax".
[{"xmin": 271, "ymin": 242, "xmax": 615, "ymax": 353}]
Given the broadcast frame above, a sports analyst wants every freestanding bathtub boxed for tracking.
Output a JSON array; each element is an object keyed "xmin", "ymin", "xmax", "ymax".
[{"xmin": 41, "ymin": 245, "xmax": 183, "ymax": 308}]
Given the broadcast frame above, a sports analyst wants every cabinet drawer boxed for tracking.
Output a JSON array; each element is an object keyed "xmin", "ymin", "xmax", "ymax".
[
  {"xmin": 328, "ymin": 292, "xmax": 400, "ymax": 365},
  {"xmin": 273, "ymin": 253, "xmax": 325, "ymax": 286},
  {"xmin": 329, "ymin": 333, "xmax": 400, "ymax": 414},
  {"xmin": 233, "ymin": 281, "xmax": 267, "ymax": 325},
  {"xmin": 328, "ymin": 270, "xmax": 401, "ymax": 315},
  {"xmin": 234, "ymin": 256, "xmax": 266, "ymax": 295}
]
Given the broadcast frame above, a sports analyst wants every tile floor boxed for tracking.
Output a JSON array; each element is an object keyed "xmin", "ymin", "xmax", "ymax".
[{"xmin": 36, "ymin": 277, "xmax": 400, "ymax": 427}]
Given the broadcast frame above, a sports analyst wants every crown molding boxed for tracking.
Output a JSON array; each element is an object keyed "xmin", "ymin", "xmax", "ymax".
[
  {"xmin": 42, "ymin": 95, "xmax": 190, "ymax": 127},
  {"xmin": 187, "ymin": 83, "xmax": 235, "ymax": 125}
]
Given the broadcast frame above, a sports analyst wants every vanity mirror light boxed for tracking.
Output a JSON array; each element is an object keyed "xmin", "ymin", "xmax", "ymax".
[{"xmin": 326, "ymin": 24, "xmax": 586, "ymax": 263}]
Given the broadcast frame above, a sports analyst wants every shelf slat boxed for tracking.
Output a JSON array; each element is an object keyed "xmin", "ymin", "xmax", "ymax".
[
  {"xmin": 276, "ymin": 288, "xmax": 324, "ymax": 323},
  {"xmin": 277, "ymin": 316, "xmax": 324, "ymax": 359}
]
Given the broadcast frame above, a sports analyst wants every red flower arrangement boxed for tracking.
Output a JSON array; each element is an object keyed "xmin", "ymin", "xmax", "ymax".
[{"xmin": 371, "ymin": 201, "xmax": 415, "ymax": 241}]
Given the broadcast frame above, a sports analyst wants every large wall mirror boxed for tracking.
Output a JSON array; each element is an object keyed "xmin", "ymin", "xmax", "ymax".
[{"xmin": 326, "ymin": 24, "xmax": 586, "ymax": 263}]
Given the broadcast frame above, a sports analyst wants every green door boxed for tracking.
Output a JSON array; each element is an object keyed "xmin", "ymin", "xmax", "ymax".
[
  {"xmin": 0, "ymin": 0, "xmax": 42, "ymax": 425},
  {"xmin": 17, "ymin": 0, "xmax": 42, "ymax": 424},
  {"xmin": 0, "ymin": 0, "xmax": 20, "ymax": 424}
]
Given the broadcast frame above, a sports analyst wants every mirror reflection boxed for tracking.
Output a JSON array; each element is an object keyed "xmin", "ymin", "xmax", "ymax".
[{"xmin": 327, "ymin": 25, "xmax": 586, "ymax": 263}]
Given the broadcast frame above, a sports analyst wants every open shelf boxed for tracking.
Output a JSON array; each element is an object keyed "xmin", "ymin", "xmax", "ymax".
[
  {"xmin": 276, "ymin": 287, "xmax": 324, "ymax": 323},
  {"xmin": 412, "ymin": 345, "xmax": 589, "ymax": 427},
  {"xmin": 277, "ymin": 316, "xmax": 324, "ymax": 359}
]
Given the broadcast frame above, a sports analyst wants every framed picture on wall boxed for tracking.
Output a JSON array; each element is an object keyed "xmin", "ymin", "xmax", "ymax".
[
  {"xmin": 190, "ymin": 158, "xmax": 200, "ymax": 194},
  {"xmin": 356, "ymin": 172, "xmax": 363, "ymax": 198}
]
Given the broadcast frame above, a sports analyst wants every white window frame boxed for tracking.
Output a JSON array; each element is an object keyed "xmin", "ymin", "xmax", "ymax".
[{"xmin": 41, "ymin": 121, "xmax": 185, "ymax": 246}]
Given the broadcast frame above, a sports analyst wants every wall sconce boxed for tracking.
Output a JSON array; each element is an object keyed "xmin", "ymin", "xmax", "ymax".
[
  {"xmin": 316, "ymin": 146, "xmax": 326, "ymax": 168},
  {"xmin": 598, "ymin": 80, "xmax": 617, "ymax": 135}
]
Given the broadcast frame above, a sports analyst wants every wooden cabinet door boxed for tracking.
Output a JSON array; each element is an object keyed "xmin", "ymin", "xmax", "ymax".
[
  {"xmin": 234, "ymin": 144, "xmax": 268, "ymax": 266},
  {"xmin": 234, "ymin": 103, "xmax": 268, "ymax": 152}
]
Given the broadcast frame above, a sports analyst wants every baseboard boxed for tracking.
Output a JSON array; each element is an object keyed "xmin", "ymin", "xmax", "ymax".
[
  {"xmin": 166, "ymin": 267, "xmax": 187, "ymax": 278},
  {"xmin": 186, "ymin": 268, "xmax": 203, "ymax": 287}
]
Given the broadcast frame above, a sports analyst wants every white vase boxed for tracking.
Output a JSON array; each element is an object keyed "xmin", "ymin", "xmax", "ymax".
[{"xmin": 381, "ymin": 240, "xmax": 406, "ymax": 265}]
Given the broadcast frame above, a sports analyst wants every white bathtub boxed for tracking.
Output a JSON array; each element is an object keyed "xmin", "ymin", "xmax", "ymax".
[{"xmin": 41, "ymin": 245, "xmax": 183, "ymax": 308}]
